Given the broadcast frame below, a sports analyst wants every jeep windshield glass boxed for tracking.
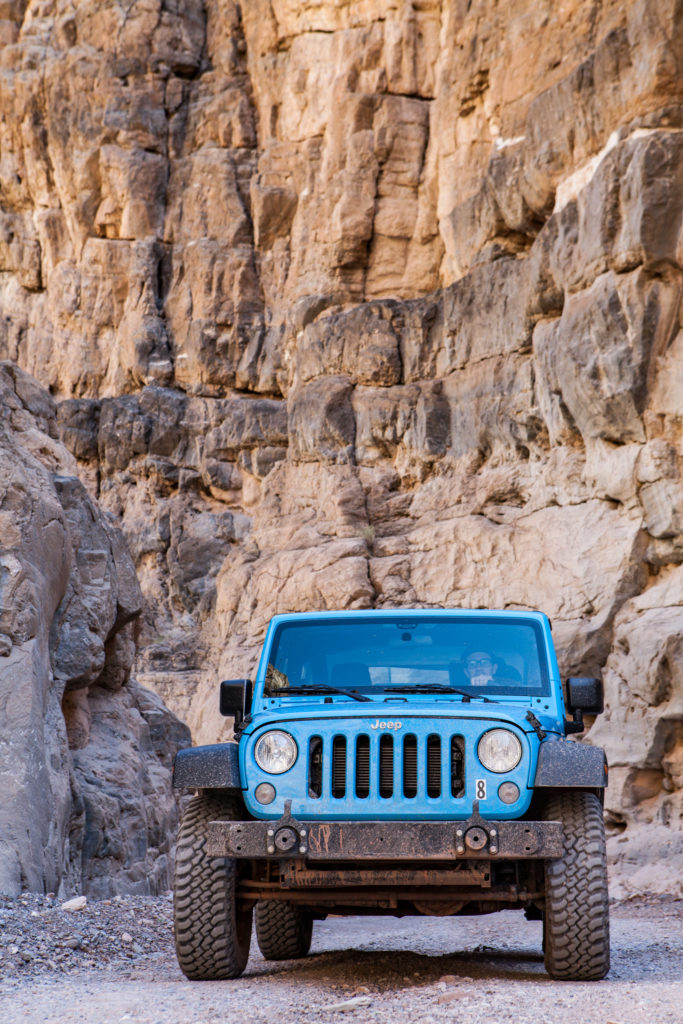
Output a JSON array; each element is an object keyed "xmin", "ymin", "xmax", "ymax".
[{"xmin": 264, "ymin": 615, "xmax": 550, "ymax": 697}]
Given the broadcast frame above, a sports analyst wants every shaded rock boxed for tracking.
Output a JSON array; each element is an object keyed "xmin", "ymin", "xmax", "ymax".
[
  {"xmin": 0, "ymin": 363, "xmax": 189, "ymax": 897},
  {"xmin": 589, "ymin": 567, "xmax": 683, "ymax": 895},
  {"xmin": 549, "ymin": 130, "xmax": 683, "ymax": 292},
  {"xmin": 288, "ymin": 376, "xmax": 356, "ymax": 463},
  {"xmin": 203, "ymin": 397, "xmax": 288, "ymax": 459},
  {"xmin": 534, "ymin": 269, "xmax": 681, "ymax": 446},
  {"xmin": 295, "ymin": 304, "xmax": 402, "ymax": 387}
]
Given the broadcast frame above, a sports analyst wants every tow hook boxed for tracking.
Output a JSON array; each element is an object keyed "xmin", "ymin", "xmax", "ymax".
[
  {"xmin": 265, "ymin": 800, "xmax": 308, "ymax": 856},
  {"xmin": 455, "ymin": 802, "xmax": 499, "ymax": 856}
]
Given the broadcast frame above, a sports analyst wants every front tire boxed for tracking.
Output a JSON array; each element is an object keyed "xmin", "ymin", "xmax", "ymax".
[
  {"xmin": 173, "ymin": 793, "xmax": 252, "ymax": 980},
  {"xmin": 543, "ymin": 790, "xmax": 610, "ymax": 981},
  {"xmin": 255, "ymin": 900, "xmax": 313, "ymax": 960}
]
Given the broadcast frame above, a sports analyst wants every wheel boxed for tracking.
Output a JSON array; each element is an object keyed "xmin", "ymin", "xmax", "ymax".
[
  {"xmin": 173, "ymin": 793, "xmax": 252, "ymax": 980},
  {"xmin": 543, "ymin": 790, "xmax": 610, "ymax": 981},
  {"xmin": 255, "ymin": 900, "xmax": 313, "ymax": 960}
]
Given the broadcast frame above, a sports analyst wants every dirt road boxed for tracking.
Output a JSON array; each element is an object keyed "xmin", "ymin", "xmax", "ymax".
[{"xmin": 0, "ymin": 896, "xmax": 680, "ymax": 1024}]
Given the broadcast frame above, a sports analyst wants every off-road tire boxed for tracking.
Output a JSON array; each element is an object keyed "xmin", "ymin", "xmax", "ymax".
[
  {"xmin": 255, "ymin": 900, "xmax": 313, "ymax": 960},
  {"xmin": 174, "ymin": 793, "xmax": 252, "ymax": 980},
  {"xmin": 543, "ymin": 790, "xmax": 610, "ymax": 981}
]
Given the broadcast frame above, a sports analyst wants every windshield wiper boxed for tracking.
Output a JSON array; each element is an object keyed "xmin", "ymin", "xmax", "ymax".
[
  {"xmin": 382, "ymin": 684, "xmax": 498, "ymax": 704},
  {"xmin": 263, "ymin": 684, "xmax": 373, "ymax": 703}
]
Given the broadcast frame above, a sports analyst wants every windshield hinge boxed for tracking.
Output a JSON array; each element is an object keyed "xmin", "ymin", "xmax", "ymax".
[
  {"xmin": 233, "ymin": 713, "xmax": 252, "ymax": 738},
  {"xmin": 525, "ymin": 711, "xmax": 547, "ymax": 741}
]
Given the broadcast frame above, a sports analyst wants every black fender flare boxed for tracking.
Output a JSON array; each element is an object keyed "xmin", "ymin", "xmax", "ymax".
[
  {"xmin": 173, "ymin": 742, "xmax": 241, "ymax": 792},
  {"xmin": 534, "ymin": 739, "xmax": 607, "ymax": 789}
]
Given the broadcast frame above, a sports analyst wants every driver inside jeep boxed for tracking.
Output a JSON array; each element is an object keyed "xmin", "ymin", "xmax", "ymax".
[{"xmin": 464, "ymin": 650, "xmax": 498, "ymax": 687}]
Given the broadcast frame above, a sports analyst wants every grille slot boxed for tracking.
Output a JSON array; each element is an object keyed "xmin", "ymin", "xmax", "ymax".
[
  {"xmin": 403, "ymin": 734, "xmax": 418, "ymax": 798},
  {"xmin": 379, "ymin": 734, "xmax": 394, "ymax": 798},
  {"xmin": 451, "ymin": 736, "xmax": 465, "ymax": 797},
  {"xmin": 355, "ymin": 735, "xmax": 370, "ymax": 798},
  {"xmin": 332, "ymin": 735, "xmax": 347, "ymax": 798},
  {"xmin": 427, "ymin": 734, "xmax": 441, "ymax": 798},
  {"xmin": 308, "ymin": 736, "xmax": 323, "ymax": 798}
]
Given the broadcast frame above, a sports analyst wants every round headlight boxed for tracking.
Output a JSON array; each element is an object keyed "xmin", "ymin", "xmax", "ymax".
[
  {"xmin": 254, "ymin": 731, "xmax": 298, "ymax": 774},
  {"xmin": 478, "ymin": 729, "xmax": 522, "ymax": 773}
]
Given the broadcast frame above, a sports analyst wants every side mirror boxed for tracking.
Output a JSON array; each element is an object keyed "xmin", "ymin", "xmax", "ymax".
[
  {"xmin": 219, "ymin": 679, "xmax": 253, "ymax": 724},
  {"xmin": 564, "ymin": 677, "xmax": 603, "ymax": 734},
  {"xmin": 566, "ymin": 677, "xmax": 603, "ymax": 714}
]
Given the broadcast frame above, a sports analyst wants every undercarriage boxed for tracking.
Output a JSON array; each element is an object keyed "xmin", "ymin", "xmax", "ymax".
[
  {"xmin": 237, "ymin": 858, "xmax": 547, "ymax": 917},
  {"xmin": 207, "ymin": 799, "xmax": 561, "ymax": 916}
]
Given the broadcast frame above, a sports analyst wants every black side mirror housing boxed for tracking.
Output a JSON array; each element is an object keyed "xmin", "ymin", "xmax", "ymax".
[
  {"xmin": 219, "ymin": 679, "xmax": 253, "ymax": 724},
  {"xmin": 566, "ymin": 677, "xmax": 604, "ymax": 714},
  {"xmin": 564, "ymin": 677, "xmax": 603, "ymax": 734}
]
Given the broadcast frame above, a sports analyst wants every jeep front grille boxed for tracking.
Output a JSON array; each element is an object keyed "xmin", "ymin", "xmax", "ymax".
[
  {"xmin": 451, "ymin": 735, "xmax": 464, "ymax": 797},
  {"xmin": 356, "ymin": 735, "xmax": 370, "ymax": 798},
  {"xmin": 379, "ymin": 734, "xmax": 394, "ymax": 797},
  {"xmin": 308, "ymin": 736, "xmax": 323, "ymax": 798},
  {"xmin": 332, "ymin": 735, "xmax": 346, "ymax": 798},
  {"xmin": 403, "ymin": 734, "xmax": 418, "ymax": 797},
  {"xmin": 308, "ymin": 730, "xmax": 465, "ymax": 803}
]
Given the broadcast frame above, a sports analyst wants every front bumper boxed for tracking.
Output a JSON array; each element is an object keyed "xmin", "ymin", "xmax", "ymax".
[{"xmin": 207, "ymin": 802, "xmax": 564, "ymax": 861}]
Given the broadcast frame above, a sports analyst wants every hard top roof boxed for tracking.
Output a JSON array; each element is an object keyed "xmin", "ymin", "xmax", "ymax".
[{"xmin": 267, "ymin": 608, "xmax": 549, "ymax": 626}]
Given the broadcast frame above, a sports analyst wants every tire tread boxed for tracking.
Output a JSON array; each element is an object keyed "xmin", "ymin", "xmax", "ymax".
[
  {"xmin": 544, "ymin": 790, "xmax": 610, "ymax": 981},
  {"xmin": 173, "ymin": 793, "xmax": 252, "ymax": 980},
  {"xmin": 255, "ymin": 900, "xmax": 313, "ymax": 960}
]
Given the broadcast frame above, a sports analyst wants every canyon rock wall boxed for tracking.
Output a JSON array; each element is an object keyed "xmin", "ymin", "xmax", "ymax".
[
  {"xmin": 1, "ymin": 0, "xmax": 682, "ymax": 894},
  {"xmin": 0, "ymin": 362, "xmax": 190, "ymax": 897}
]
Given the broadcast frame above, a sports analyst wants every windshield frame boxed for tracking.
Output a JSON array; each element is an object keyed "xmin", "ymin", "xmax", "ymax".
[{"xmin": 256, "ymin": 610, "xmax": 554, "ymax": 703}]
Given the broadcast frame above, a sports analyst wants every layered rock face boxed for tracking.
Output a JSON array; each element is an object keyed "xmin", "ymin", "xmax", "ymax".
[
  {"xmin": 1, "ymin": 0, "xmax": 682, "ymax": 893},
  {"xmin": 0, "ymin": 363, "xmax": 189, "ymax": 897}
]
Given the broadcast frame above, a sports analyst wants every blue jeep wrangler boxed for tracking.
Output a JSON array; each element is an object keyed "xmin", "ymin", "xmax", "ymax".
[{"xmin": 173, "ymin": 609, "xmax": 609, "ymax": 982}]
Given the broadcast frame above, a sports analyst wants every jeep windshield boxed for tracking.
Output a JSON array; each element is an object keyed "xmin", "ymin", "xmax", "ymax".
[{"xmin": 263, "ymin": 615, "xmax": 550, "ymax": 698}]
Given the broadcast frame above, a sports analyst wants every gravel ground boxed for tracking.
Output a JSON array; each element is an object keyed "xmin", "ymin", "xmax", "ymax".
[{"xmin": 0, "ymin": 894, "xmax": 681, "ymax": 1024}]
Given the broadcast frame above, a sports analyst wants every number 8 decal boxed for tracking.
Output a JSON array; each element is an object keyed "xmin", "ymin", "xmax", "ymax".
[{"xmin": 476, "ymin": 779, "xmax": 487, "ymax": 800}]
